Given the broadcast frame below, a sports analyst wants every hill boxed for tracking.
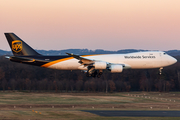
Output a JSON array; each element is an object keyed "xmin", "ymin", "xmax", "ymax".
[{"xmin": 0, "ymin": 49, "xmax": 180, "ymax": 56}]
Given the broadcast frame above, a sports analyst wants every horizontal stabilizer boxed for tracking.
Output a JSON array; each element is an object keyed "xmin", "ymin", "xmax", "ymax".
[{"xmin": 10, "ymin": 56, "xmax": 35, "ymax": 62}]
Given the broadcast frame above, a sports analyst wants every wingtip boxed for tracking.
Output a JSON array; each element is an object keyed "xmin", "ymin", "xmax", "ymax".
[
  {"xmin": 66, "ymin": 52, "xmax": 73, "ymax": 56},
  {"xmin": 65, "ymin": 52, "xmax": 69, "ymax": 55}
]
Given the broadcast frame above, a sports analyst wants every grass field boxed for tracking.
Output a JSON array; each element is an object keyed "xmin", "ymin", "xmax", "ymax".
[{"xmin": 0, "ymin": 91, "xmax": 180, "ymax": 120}]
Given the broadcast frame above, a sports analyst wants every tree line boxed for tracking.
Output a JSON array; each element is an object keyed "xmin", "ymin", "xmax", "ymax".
[{"xmin": 0, "ymin": 56, "xmax": 180, "ymax": 92}]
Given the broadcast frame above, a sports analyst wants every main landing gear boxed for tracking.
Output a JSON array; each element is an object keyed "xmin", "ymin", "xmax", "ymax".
[{"xmin": 86, "ymin": 66, "xmax": 103, "ymax": 78}]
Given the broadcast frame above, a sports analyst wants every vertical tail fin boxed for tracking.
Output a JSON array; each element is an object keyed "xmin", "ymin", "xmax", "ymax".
[{"xmin": 4, "ymin": 33, "xmax": 40, "ymax": 56}]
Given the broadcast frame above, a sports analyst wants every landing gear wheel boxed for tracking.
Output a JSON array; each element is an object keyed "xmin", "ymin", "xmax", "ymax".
[
  {"xmin": 97, "ymin": 72, "xmax": 103, "ymax": 78},
  {"xmin": 86, "ymin": 72, "xmax": 91, "ymax": 77},
  {"xmin": 97, "ymin": 74, "xmax": 101, "ymax": 78},
  {"xmin": 92, "ymin": 70, "xmax": 98, "ymax": 78},
  {"xmin": 159, "ymin": 67, "xmax": 163, "ymax": 75}
]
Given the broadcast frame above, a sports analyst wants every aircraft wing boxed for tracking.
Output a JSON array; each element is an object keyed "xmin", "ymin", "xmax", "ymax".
[{"xmin": 66, "ymin": 53, "xmax": 95, "ymax": 66}]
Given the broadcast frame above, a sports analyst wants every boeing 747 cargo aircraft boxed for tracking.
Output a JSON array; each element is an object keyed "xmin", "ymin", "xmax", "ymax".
[{"xmin": 4, "ymin": 33, "xmax": 177, "ymax": 78}]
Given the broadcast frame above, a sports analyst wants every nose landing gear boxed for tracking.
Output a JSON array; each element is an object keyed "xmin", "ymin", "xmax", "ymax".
[{"xmin": 159, "ymin": 67, "xmax": 163, "ymax": 75}]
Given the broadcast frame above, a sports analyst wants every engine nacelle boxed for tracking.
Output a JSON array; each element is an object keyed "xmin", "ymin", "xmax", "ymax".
[
  {"xmin": 93, "ymin": 61, "xmax": 107, "ymax": 69},
  {"xmin": 109, "ymin": 65, "xmax": 123, "ymax": 73}
]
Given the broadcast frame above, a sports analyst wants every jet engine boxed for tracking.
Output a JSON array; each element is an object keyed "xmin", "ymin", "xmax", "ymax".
[
  {"xmin": 109, "ymin": 64, "xmax": 123, "ymax": 73},
  {"xmin": 93, "ymin": 61, "xmax": 107, "ymax": 69}
]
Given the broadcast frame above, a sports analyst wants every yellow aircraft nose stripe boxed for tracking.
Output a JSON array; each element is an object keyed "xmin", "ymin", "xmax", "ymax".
[{"xmin": 41, "ymin": 57, "xmax": 73, "ymax": 68}]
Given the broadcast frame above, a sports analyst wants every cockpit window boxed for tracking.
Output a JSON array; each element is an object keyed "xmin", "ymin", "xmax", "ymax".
[{"xmin": 164, "ymin": 53, "xmax": 167, "ymax": 55}]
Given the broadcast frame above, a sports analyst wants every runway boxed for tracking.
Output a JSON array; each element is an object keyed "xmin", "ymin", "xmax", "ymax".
[{"xmin": 83, "ymin": 110, "xmax": 180, "ymax": 117}]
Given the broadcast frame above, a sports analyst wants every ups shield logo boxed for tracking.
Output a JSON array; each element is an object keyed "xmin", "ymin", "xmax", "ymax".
[{"xmin": 12, "ymin": 40, "xmax": 22, "ymax": 53}]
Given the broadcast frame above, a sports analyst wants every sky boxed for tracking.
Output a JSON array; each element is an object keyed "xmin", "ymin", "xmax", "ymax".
[{"xmin": 0, "ymin": 0, "xmax": 180, "ymax": 51}]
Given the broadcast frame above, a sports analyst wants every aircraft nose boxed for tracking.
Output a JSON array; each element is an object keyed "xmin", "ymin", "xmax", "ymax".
[{"xmin": 169, "ymin": 56, "xmax": 177, "ymax": 65}]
